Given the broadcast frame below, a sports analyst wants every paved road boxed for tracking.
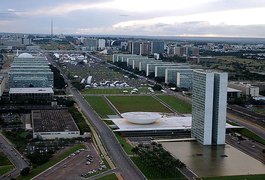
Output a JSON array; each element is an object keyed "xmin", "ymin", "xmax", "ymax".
[
  {"xmin": 69, "ymin": 88, "xmax": 146, "ymax": 180},
  {"xmin": 45, "ymin": 53, "xmax": 146, "ymax": 180},
  {"xmin": 227, "ymin": 113, "xmax": 265, "ymax": 140},
  {"xmin": 0, "ymin": 133, "xmax": 28, "ymax": 179}
]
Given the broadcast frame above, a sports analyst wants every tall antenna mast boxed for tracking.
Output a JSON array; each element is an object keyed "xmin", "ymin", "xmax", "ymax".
[{"xmin": 51, "ymin": 19, "xmax": 53, "ymax": 39}]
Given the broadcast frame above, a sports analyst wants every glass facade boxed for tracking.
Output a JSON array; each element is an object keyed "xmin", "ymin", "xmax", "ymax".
[{"xmin": 8, "ymin": 56, "xmax": 54, "ymax": 88}]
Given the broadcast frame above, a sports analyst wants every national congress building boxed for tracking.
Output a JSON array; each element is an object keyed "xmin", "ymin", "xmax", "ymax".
[{"xmin": 191, "ymin": 70, "xmax": 228, "ymax": 145}]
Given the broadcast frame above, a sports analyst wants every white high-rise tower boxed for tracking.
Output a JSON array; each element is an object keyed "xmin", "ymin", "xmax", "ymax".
[{"xmin": 191, "ymin": 70, "xmax": 228, "ymax": 145}]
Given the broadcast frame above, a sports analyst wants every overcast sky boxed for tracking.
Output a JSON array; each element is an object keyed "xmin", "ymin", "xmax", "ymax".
[{"xmin": 1, "ymin": 0, "xmax": 265, "ymax": 37}]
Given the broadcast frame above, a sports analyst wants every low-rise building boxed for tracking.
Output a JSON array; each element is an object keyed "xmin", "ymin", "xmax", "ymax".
[
  {"xmin": 32, "ymin": 109, "xmax": 80, "ymax": 140},
  {"xmin": 9, "ymin": 87, "xmax": 54, "ymax": 103},
  {"xmin": 229, "ymin": 82, "xmax": 259, "ymax": 97}
]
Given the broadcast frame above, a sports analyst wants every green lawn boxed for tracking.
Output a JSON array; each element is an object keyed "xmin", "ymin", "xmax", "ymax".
[
  {"xmin": 157, "ymin": 95, "xmax": 192, "ymax": 114},
  {"xmin": 107, "ymin": 96, "xmax": 172, "ymax": 113},
  {"xmin": 0, "ymin": 152, "xmax": 13, "ymax": 166},
  {"xmin": 22, "ymin": 144, "xmax": 86, "ymax": 180},
  {"xmin": 0, "ymin": 152, "xmax": 13, "ymax": 176},
  {"xmin": 68, "ymin": 107, "xmax": 91, "ymax": 134},
  {"xmin": 97, "ymin": 173, "xmax": 118, "ymax": 180},
  {"xmin": 235, "ymin": 128, "xmax": 265, "ymax": 145},
  {"xmin": 0, "ymin": 165, "xmax": 14, "ymax": 176},
  {"xmin": 201, "ymin": 174, "xmax": 265, "ymax": 180},
  {"xmin": 84, "ymin": 96, "xmax": 116, "ymax": 118},
  {"xmin": 114, "ymin": 132, "xmax": 133, "ymax": 155},
  {"xmin": 131, "ymin": 157, "xmax": 186, "ymax": 180}
]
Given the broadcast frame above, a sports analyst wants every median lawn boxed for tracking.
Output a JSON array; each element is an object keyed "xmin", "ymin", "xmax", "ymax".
[
  {"xmin": 0, "ymin": 152, "xmax": 14, "ymax": 176},
  {"xmin": 235, "ymin": 128, "xmax": 265, "ymax": 145},
  {"xmin": 22, "ymin": 144, "xmax": 86, "ymax": 180},
  {"xmin": 68, "ymin": 107, "xmax": 90, "ymax": 134},
  {"xmin": 157, "ymin": 95, "xmax": 192, "ymax": 114},
  {"xmin": 0, "ymin": 165, "xmax": 14, "ymax": 176},
  {"xmin": 114, "ymin": 132, "xmax": 133, "ymax": 155},
  {"xmin": 107, "ymin": 96, "xmax": 172, "ymax": 113},
  {"xmin": 84, "ymin": 96, "xmax": 116, "ymax": 118}
]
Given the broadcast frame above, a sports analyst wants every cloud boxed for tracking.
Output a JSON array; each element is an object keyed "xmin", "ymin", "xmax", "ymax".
[
  {"xmin": 17, "ymin": 0, "xmax": 218, "ymax": 16},
  {"xmin": 0, "ymin": 10, "xmax": 20, "ymax": 20},
  {"xmin": 1, "ymin": 0, "xmax": 265, "ymax": 37}
]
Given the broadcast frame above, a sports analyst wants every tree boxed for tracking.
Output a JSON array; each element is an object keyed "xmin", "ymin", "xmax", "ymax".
[
  {"xmin": 152, "ymin": 84, "xmax": 162, "ymax": 91},
  {"xmin": 20, "ymin": 167, "xmax": 30, "ymax": 176}
]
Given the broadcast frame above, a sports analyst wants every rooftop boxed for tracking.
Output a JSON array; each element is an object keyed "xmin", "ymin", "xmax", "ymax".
[
  {"xmin": 227, "ymin": 87, "xmax": 241, "ymax": 93},
  {"xmin": 110, "ymin": 114, "xmax": 239, "ymax": 132},
  {"xmin": 18, "ymin": 53, "xmax": 33, "ymax": 58},
  {"xmin": 9, "ymin": 87, "xmax": 54, "ymax": 94},
  {"xmin": 32, "ymin": 110, "xmax": 79, "ymax": 132}
]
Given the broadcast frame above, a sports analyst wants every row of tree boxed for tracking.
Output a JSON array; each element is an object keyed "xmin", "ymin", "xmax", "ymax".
[{"xmin": 131, "ymin": 142, "xmax": 185, "ymax": 172}]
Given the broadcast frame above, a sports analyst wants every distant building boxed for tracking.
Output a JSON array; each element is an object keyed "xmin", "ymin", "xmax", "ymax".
[
  {"xmin": 165, "ymin": 69, "xmax": 198, "ymax": 89},
  {"xmin": 140, "ymin": 42, "xmax": 151, "ymax": 55},
  {"xmin": 32, "ymin": 110, "xmax": 80, "ymax": 140},
  {"xmin": 228, "ymin": 82, "xmax": 259, "ymax": 97},
  {"xmin": 132, "ymin": 42, "xmax": 141, "ymax": 55},
  {"xmin": 191, "ymin": 71, "xmax": 228, "ymax": 145},
  {"xmin": 174, "ymin": 47, "xmax": 186, "ymax": 56},
  {"xmin": 0, "ymin": 76, "xmax": 6, "ymax": 98},
  {"xmin": 83, "ymin": 38, "xmax": 97, "ymax": 51},
  {"xmin": 151, "ymin": 41, "xmax": 164, "ymax": 54},
  {"xmin": 98, "ymin": 39, "xmax": 106, "ymax": 50}
]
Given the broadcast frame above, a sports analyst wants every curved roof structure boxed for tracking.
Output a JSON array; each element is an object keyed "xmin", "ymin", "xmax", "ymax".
[
  {"xmin": 18, "ymin": 53, "xmax": 33, "ymax": 58},
  {"xmin": 121, "ymin": 112, "xmax": 161, "ymax": 124}
]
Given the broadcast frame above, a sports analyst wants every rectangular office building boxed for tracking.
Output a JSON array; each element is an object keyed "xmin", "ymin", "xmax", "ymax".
[{"xmin": 191, "ymin": 71, "xmax": 228, "ymax": 145}]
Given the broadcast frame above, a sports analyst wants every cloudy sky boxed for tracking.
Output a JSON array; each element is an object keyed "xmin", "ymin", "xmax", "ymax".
[{"xmin": 1, "ymin": 0, "xmax": 265, "ymax": 37}]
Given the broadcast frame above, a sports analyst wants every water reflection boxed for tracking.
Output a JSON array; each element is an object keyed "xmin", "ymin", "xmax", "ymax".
[{"xmin": 162, "ymin": 141, "xmax": 265, "ymax": 177}]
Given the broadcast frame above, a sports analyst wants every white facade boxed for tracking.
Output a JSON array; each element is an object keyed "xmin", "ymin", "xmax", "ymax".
[
  {"xmin": 0, "ymin": 76, "xmax": 6, "ymax": 97},
  {"xmin": 33, "ymin": 131, "xmax": 80, "ymax": 140},
  {"xmin": 191, "ymin": 71, "xmax": 228, "ymax": 145},
  {"xmin": 229, "ymin": 82, "xmax": 259, "ymax": 97},
  {"xmin": 98, "ymin": 39, "xmax": 106, "ymax": 50}
]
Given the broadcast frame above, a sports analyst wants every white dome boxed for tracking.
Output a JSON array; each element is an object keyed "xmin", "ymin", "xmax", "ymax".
[
  {"xmin": 121, "ymin": 112, "xmax": 161, "ymax": 124},
  {"xmin": 18, "ymin": 53, "xmax": 33, "ymax": 58}
]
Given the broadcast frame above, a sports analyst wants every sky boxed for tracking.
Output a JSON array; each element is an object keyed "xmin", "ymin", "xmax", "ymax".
[{"xmin": 1, "ymin": 0, "xmax": 265, "ymax": 37}]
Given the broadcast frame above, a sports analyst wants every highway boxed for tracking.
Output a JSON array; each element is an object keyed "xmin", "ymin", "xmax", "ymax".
[
  {"xmin": 45, "ymin": 53, "xmax": 146, "ymax": 180},
  {"xmin": 0, "ymin": 133, "xmax": 28, "ymax": 179},
  {"xmin": 227, "ymin": 113, "xmax": 265, "ymax": 140}
]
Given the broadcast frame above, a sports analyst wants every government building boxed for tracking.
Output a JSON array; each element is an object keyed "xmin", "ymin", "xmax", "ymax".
[{"xmin": 191, "ymin": 70, "xmax": 228, "ymax": 145}]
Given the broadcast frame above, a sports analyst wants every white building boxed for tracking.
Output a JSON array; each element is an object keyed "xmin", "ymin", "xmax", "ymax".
[
  {"xmin": 98, "ymin": 39, "xmax": 106, "ymax": 50},
  {"xmin": 191, "ymin": 71, "xmax": 228, "ymax": 145},
  {"xmin": 0, "ymin": 76, "xmax": 6, "ymax": 98},
  {"xmin": 32, "ymin": 110, "xmax": 80, "ymax": 140},
  {"xmin": 228, "ymin": 82, "xmax": 259, "ymax": 97}
]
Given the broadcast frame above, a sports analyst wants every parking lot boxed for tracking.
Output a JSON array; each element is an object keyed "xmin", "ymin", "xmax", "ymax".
[{"xmin": 34, "ymin": 143, "xmax": 108, "ymax": 180}]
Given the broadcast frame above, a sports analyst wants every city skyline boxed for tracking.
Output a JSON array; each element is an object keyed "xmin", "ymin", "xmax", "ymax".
[{"xmin": 1, "ymin": 0, "xmax": 265, "ymax": 37}]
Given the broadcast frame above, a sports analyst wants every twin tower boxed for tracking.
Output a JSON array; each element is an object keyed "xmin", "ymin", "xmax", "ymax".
[{"xmin": 191, "ymin": 70, "xmax": 228, "ymax": 145}]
